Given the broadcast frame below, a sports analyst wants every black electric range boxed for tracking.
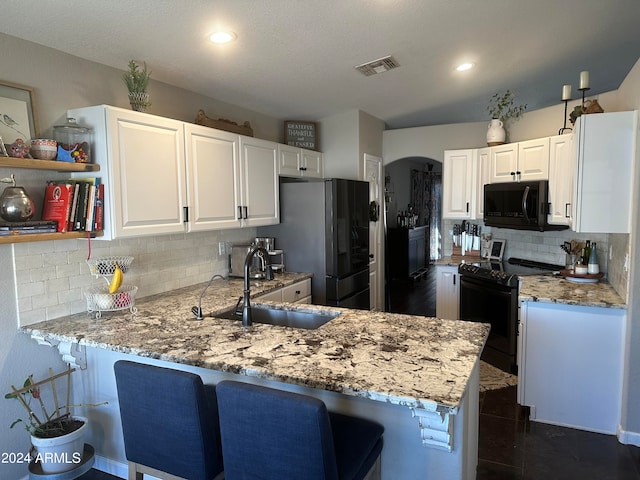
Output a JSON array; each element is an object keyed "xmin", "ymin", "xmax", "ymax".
[
  {"xmin": 458, "ymin": 257, "xmax": 563, "ymax": 288},
  {"xmin": 458, "ymin": 257, "xmax": 564, "ymax": 373}
]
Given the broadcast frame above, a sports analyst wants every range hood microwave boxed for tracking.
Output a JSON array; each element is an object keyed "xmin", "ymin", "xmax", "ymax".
[{"xmin": 484, "ymin": 180, "xmax": 568, "ymax": 232}]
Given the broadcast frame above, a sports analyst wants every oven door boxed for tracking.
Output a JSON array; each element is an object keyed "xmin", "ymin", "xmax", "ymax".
[{"xmin": 459, "ymin": 275, "xmax": 518, "ymax": 374}]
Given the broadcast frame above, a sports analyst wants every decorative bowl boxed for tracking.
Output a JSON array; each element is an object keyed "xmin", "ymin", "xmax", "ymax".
[{"xmin": 30, "ymin": 139, "xmax": 58, "ymax": 160}]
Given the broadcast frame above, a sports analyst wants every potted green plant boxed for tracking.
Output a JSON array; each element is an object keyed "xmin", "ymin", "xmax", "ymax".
[
  {"xmin": 123, "ymin": 60, "xmax": 151, "ymax": 112},
  {"xmin": 5, "ymin": 366, "xmax": 104, "ymax": 474},
  {"xmin": 486, "ymin": 90, "xmax": 527, "ymax": 145}
]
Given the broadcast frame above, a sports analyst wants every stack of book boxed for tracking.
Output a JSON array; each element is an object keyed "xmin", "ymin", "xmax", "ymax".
[
  {"xmin": 0, "ymin": 220, "xmax": 58, "ymax": 236},
  {"xmin": 41, "ymin": 178, "xmax": 104, "ymax": 233}
]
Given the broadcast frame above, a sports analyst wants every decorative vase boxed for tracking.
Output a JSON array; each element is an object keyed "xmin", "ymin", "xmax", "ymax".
[
  {"xmin": 486, "ymin": 119, "xmax": 506, "ymax": 146},
  {"xmin": 30, "ymin": 416, "xmax": 87, "ymax": 474},
  {"xmin": 128, "ymin": 92, "xmax": 150, "ymax": 112}
]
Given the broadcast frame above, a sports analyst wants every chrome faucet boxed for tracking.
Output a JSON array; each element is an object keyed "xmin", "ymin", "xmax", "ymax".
[{"xmin": 242, "ymin": 245, "xmax": 274, "ymax": 327}]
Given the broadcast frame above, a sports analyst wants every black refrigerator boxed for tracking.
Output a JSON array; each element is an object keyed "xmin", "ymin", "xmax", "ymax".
[{"xmin": 258, "ymin": 178, "xmax": 370, "ymax": 309}]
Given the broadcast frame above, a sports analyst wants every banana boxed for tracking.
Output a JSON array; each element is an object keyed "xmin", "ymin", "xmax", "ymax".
[{"xmin": 109, "ymin": 265, "xmax": 123, "ymax": 294}]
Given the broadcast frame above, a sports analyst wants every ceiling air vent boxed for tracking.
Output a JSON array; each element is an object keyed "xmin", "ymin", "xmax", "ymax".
[{"xmin": 354, "ymin": 55, "xmax": 400, "ymax": 76}]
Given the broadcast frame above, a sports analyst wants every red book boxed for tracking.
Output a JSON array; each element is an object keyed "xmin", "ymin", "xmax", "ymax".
[
  {"xmin": 41, "ymin": 183, "xmax": 73, "ymax": 232},
  {"xmin": 94, "ymin": 183, "xmax": 104, "ymax": 231}
]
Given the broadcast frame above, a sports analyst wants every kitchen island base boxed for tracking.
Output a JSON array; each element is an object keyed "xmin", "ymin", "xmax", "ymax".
[{"xmin": 73, "ymin": 347, "xmax": 480, "ymax": 480}]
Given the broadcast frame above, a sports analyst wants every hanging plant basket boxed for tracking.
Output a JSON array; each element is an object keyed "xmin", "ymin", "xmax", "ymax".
[{"xmin": 128, "ymin": 92, "xmax": 150, "ymax": 112}]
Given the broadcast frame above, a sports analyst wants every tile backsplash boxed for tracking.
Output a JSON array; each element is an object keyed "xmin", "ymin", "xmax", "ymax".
[
  {"xmin": 13, "ymin": 228, "xmax": 256, "ymax": 326},
  {"xmin": 442, "ymin": 219, "xmax": 629, "ymax": 301}
]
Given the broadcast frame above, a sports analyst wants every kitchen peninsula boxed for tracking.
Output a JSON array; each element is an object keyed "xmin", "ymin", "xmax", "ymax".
[{"xmin": 22, "ymin": 273, "xmax": 489, "ymax": 480}]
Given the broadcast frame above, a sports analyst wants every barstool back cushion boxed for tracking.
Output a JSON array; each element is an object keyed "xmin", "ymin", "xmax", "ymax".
[{"xmin": 114, "ymin": 360, "xmax": 223, "ymax": 480}]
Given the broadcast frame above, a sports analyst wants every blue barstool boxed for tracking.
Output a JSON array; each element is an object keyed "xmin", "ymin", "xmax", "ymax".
[
  {"xmin": 216, "ymin": 380, "xmax": 384, "ymax": 480},
  {"xmin": 114, "ymin": 360, "xmax": 224, "ymax": 480}
]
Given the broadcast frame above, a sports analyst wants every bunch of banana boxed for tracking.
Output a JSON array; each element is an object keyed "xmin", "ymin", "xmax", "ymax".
[{"xmin": 109, "ymin": 265, "xmax": 124, "ymax": 294}]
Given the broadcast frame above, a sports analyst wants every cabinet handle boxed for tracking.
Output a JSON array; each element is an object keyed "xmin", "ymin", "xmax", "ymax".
[
  {"xmin": 453, "ymin": 275, "xmax": 456, "ymax": 286},
  {"xmin": 516, "ymin": 171, "xmax": 522, "ymax": 181},
  {"xmin": 243, "ymin": 206, "xmax": 248, "ymax": 219},
  {"xmin": 295, "ymin": 290, "xmax": 301, "ymax": 295},
  {"xmin": 299, "ymin": 166, "xmax": 307, "ymax": 171},
  {"xmin": 369, "ymin": 254, "xmax": 374, "ymax": 259},
  {"xmin": 510, "ymin": 171, "xmax": 516, "ymax": 181},
  {"xmin": 237, "ymin": 206, "xmax": 243, "ymax": 220},
  {"xmin": 466, "ymin": 202, "xmax": 469, "ymax": 213},
  {"xmin": 565, "ymin": 203, "xmax": 571, "ymax": 218}
]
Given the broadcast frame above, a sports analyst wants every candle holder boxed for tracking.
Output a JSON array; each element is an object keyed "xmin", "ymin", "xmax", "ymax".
[
  {"xmin": 579, "ymin": 86, "xmax": 591, "ymax": 106},
  {"xmin": 558, "ymin": 99, "xmax": 572, "ymax": 134}
]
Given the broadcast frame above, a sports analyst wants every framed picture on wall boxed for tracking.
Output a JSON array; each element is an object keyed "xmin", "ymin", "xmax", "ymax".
[{"xmin": 0, "ymin": 80, "xmax": 37, "ymax": 147}]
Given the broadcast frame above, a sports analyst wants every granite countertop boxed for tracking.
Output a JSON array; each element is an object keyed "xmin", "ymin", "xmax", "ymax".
[
  {"xmin": 22, "ymin": 272, "xmax": 490, "ymax": 414},
  {"xmin": 519, "ymin": 274, "xmax": 626, "ymax": 309}
]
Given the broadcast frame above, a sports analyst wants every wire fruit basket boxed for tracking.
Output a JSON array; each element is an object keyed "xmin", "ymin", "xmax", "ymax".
[
  {"xmin": 85, "ymin": 285, "xmax": 138, "ymax": 319},
  {"xmin": 87, "ymin": 256, "xmax": 134, "ymax": 276}
]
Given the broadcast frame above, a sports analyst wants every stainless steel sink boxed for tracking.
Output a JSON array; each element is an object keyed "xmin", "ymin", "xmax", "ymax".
[{"xmin": 216, "ymin": 305, "xmax": 339, "ymax": 330}]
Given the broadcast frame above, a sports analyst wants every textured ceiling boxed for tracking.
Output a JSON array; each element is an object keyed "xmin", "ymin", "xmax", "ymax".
[{"xmin": 2, "ymin": 0, "xmax": 639, "ymax": 129}]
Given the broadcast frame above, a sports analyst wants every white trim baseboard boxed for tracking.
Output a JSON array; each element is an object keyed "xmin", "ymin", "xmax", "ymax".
[{"xmin": 617, "ymin": 424, "xmax": 640, "ymax": 446}]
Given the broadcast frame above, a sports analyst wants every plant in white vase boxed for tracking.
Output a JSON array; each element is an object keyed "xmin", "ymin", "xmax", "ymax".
[
  {"xmin": 5, "ymin": 366, "xmax": 106, "ymax": 474},
  {"xmin": 486, "ymin": 90, "xmax": 527, "ymax": 145}
]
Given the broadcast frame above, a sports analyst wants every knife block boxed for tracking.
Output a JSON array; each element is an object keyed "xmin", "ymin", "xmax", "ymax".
[{"xmin": 452, "ymin": 246, "xmax": 481, "ymax": 260}]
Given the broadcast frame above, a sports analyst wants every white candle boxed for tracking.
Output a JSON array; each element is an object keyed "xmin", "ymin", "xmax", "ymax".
[
  {"xmin": 562, "ymin": 84, "xmax": 572, "ymax": 101},
  {"xmin": 579, "ymin": 71, "xmax": 590, "ymax": 90}
]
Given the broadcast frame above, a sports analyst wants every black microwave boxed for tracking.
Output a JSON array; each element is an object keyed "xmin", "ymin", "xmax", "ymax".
[{"xmin": 484, "ymin": 180, "xmax": 568, "ymax": 231}]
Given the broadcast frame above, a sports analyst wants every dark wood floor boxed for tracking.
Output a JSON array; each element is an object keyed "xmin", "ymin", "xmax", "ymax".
[
  {"xmin": 388, "ymin": 265, "xmax": 436, "ymax": 317},
  {"xmin": 78, "ymin": 266, "xmax": 640, "ymax": 479}
]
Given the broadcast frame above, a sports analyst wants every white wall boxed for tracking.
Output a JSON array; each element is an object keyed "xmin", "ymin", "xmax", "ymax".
[{"xmin": 616, "ymin": 57, "xmax": 640, "ymax": 444}]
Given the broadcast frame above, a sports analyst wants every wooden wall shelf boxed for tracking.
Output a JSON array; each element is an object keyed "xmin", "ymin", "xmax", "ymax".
[
  {"xmin": 0, "ymin": 157, "xmax": 99, "ymax": 172},
  {"xmin": 0, "ymin": 231, "xmax": 102, "ymax": 245}
]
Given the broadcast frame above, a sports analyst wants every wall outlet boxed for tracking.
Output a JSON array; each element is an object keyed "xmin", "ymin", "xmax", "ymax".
[{"xmin": 218, "ymin": 242, "xmax": 227, "ymax": 256}]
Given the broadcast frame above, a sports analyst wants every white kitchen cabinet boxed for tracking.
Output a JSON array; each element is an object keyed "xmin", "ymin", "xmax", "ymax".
[
  {"xmin": 572, "ymin": 111, "xmax": 636, "ymax": 233},
  {"xmin": 518, "ymin": 301, "xmax": 625, "ymax": 434},
  {"xmin": 256, "ymin": 278, "xmax": 312, "ymax": 304},
  {"xmin": 184, "ymin": 123, "xmax": 242, "ymax": 231},
  {"xmin": 70, "ymin": 105, "xmax": 281, "ymax": 238},
  {"xmin": 239, "ymin": 136, "xmax": 279, "ymax": 227},
  {"xmin": 443, "ymin": 149, "xmax": 476, "ymax": 219},
  {"xmin": 435, "ymin": 265, "xmax": 459, "ymax": 320},
  {"xmin": 490, "ymin": 139, "xmax": 549, "ymax": 183},
  {"xmin": 474, "ymin": 147, "xmax": 491, "ymax": 219},
  {"xmin": 70, "ymin": 105, "xmax": 187, "ymax": 239},
  {"xmin": 547, "ymin": 134, "xmax": 574, "ymax": 227},
  {"xmin": 278, "ymin": 144, "xmax": 323, "ymax": 178}
]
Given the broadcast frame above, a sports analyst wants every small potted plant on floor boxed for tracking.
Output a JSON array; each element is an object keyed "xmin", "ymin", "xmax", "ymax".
[
  {"xmin": 486, "ymin": 90, "xmax": 527, "ymax": 145},
  {"xmin": 123, "ymin": 60, "xmax": 151, "ymax": 112},
  {"xmin": 5, "ymin": 365, "xmax": 105, "ymax": 474}
]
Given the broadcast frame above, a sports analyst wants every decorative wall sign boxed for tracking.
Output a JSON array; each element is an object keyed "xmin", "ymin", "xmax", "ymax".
[
  {"xmin": 284, "ymin": 121, "xmax": 317, "ymax": 150},
  {"xmin": 0, "ymin": 81, "xmax": 37, "ymax": 147}
]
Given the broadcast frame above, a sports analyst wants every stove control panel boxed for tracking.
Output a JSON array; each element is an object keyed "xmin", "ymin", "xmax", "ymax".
[{"xmin": 458, "ymin": 263, "xmax": 517, "ymax": 287}]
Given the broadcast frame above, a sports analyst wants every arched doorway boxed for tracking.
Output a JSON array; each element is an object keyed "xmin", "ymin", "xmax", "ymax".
[{"xmin": 384, "ymin": 156, "xmax": 442, "ymax": 316}]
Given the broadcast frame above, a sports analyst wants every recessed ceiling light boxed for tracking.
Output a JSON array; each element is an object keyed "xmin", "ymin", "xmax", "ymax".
[
  {"xmin": 456, "ymin": 62, "xmax": 474, "ymax": 72},
  {"xmin": 210, "ymin": 31, "xmax": 237, "ymax": 44}
]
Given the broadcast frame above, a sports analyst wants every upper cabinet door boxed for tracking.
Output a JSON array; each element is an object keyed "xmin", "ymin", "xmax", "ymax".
[
  {"xmin": 278, "ymin": 144, "xmax": 302, "ymax": 177},
  {"xmin": 240, "ymin": 136, "xmax": 279, "ymax": 227},
  {"xmin": 547, "ymin": 134, "xmax": 574, "ymax": 226},
  {"xmin": 474, "ymin": 147, "xmax": 491, "ymax": 219},
  {"xmin": 490, "ymin": 144, "xmax": 518, "ymax": 182},
  {"xmin": 106, "ymin": 108, "xmax": 187, "ymax": 238},
  {"xmin": 184, "ymin": 124, "xmax": 242, "ymax": 231},
  {"xmin": 517, "ymin": 137, "xmax": 549, "ymax": 181},
  {"xmin": 443, "ymin": 149, "xmax": 475, "ymax": 219},
  {"xmin": 573, "ymin": 111, "xmax": 636, "ymax": 233},
  {"xmin": 301, "ymin": 149, "xmax": 323, "ymax": 178}
]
